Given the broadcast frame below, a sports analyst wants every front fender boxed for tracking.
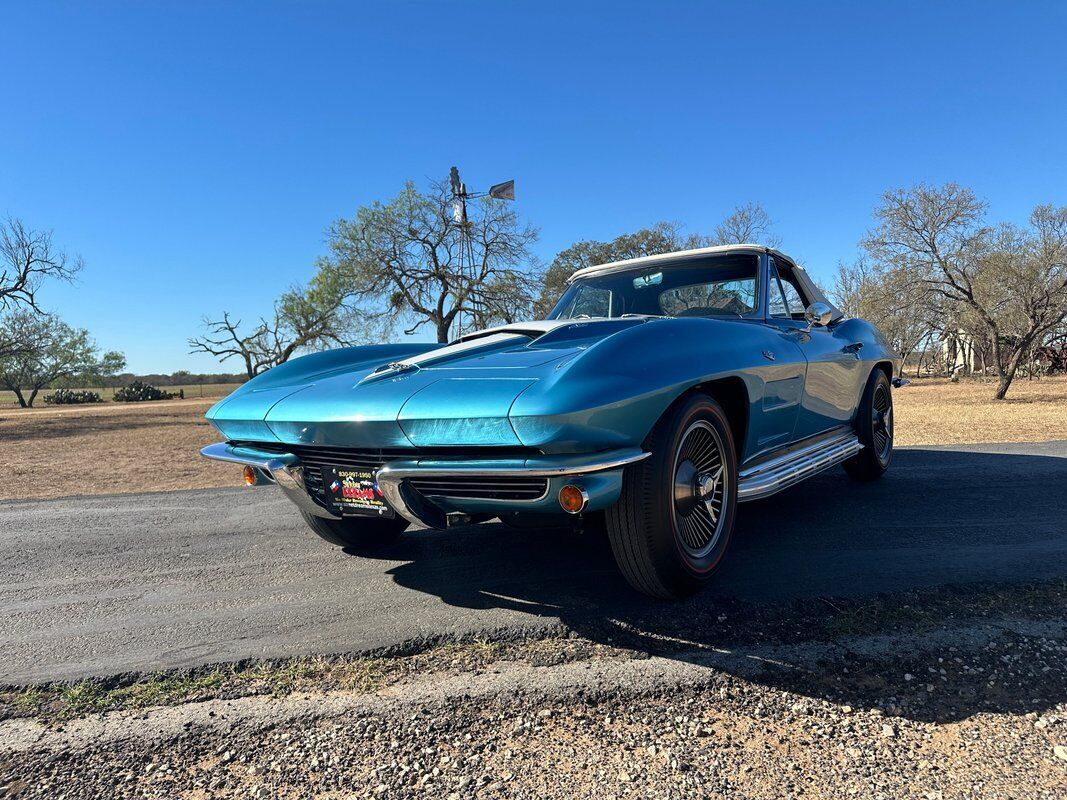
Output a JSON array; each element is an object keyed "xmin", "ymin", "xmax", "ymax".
[{"xmin": 508, "ymin": 318, "xmax": 784, "ymax": 453}]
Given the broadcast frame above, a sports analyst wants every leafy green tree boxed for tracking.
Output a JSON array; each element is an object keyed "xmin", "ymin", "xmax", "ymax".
[
  {"xmin": 0, "ymin": 311, "xmax": 121, "ymax": 407},
  {"xmin": 82, "ymin": 350, "xmax": 128, "ymax": 389},
  {"xmin": 537, "ymin": 222, "xmax": 702, "ymax": 317},
  {"xmin": 315, "ymin": 178, "xmax": 539, "ymax": 342}
]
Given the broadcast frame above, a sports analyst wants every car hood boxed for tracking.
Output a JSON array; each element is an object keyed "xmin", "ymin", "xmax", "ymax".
[{"xmin": 208, "ymin": 317, "xmax": 653, "ymax": 447}]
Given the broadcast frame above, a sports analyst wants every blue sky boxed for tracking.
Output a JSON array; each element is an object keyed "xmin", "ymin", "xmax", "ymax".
[{"xmin": 3, "ymin": 1, "xmax": 1065, "ymax": 373}]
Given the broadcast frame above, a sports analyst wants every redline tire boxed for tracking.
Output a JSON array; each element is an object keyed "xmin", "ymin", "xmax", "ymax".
[{"xmin": 605, "ymin": 394, "xmax": 738, "ymax": 599}]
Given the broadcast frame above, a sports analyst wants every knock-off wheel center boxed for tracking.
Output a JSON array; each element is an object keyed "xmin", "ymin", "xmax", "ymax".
[{"xmin": 673, "ymin": 459, "xmax": 724, "ymax": 517}]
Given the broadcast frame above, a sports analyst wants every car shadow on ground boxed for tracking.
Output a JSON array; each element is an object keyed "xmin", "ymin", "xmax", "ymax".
[{"xmin": 358, "ymin": 447, "xmax": 1067, "ymax": 723}]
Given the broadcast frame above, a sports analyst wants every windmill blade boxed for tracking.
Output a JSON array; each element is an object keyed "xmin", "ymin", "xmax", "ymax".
[{"xmin": 488, "ymin": 179, "xmax": 515, "ymax": 200}]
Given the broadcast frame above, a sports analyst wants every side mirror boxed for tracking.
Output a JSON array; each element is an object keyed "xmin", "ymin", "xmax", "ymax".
[{"xmin": 804, "ymin": 302, "xmax": 833, "ymax": 330}]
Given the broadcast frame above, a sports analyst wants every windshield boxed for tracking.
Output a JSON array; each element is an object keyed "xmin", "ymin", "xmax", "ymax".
[{"xmin": 547, "ymin": 253, "xmax": 760, "ymax": 320}]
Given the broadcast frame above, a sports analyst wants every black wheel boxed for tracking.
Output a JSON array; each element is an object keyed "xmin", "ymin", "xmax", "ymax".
[
  {"xmin": 844, "ymin": 369, "xmax": 894, "ymax": 481},
  {"xmin": 300, "ymin": 511, "xmax": 408, "ymax": 554},
  {"xmin": 605, "ymin": 394, "xmax": 738, "ymax": 599}
]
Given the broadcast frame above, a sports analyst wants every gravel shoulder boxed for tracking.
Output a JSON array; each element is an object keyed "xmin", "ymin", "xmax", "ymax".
[{"xmin": 2, "ymin": 580, "xmax": 1064, "ymax": 798}]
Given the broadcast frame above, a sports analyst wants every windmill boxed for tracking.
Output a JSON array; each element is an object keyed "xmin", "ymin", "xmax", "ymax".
[{"xmin": 449, "ymin": 166, "xmax": 516, "ymax": 337}]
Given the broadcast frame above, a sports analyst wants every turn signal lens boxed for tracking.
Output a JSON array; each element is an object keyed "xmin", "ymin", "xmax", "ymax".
[
  {"xmin": 243, "ymin": 465, "xmax": 257, "ymax": 486},
  {"xmin": 558, "ymin": 484, "xmax": 588, "ymax": 514}
]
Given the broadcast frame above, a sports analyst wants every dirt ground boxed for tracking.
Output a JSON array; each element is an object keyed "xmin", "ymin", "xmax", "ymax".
[
  {"xmin": 1, "ymin": 376, "xmax": 1065, "ymax": 502},
  {"xmin": 893, "ymin": 375, "xmax": 1067, "ymax": 446},
  {"xmin": 0, "ymin": 399, "xmax": 232, "ymax": 500}
]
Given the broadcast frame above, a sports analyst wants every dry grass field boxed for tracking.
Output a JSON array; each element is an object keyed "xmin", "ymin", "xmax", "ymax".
[
  {"xmin": 0, "ymin": 399, "xmax": 232, "ymax": 501},
  {"xmin": 1, "ymin": 376, "xmax": 1065, "ymax": 502},
  {"xmin": 0, "ymin": 383, "xmax": 241, "ymax": 407},
  {"xmin": 893, "ymin": 374, "xmax": 1067, "ymax": 445}
]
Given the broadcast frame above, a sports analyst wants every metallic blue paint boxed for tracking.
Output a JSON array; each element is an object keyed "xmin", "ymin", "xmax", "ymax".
[{"xmin": 203, "ymin": 249, "xmax": 900, "ymax": 523}]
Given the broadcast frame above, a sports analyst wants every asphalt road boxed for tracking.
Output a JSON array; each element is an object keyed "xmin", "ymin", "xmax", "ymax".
[{"xmin": 2, "ymin": 441, "xmax": 1065, "ymax": 684}]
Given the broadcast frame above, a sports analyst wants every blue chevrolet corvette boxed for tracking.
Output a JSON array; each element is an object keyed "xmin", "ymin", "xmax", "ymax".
[{"xmin": 202, "ymin": 245, "xmax": 902, "ymax": 598}]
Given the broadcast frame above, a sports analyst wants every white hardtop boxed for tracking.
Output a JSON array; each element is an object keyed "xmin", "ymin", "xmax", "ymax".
[{"xmin": 568, "ymin": 243, "xmax": 796, "ymax": 282}]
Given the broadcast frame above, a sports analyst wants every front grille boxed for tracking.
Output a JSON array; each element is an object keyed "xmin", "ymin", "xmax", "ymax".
[
  {"xmin": 229, "ymin": 441, "xmax": 546, "ymax": 503},
  {"xmin": 302, "ymin": 468, "xmax": 327, "ymax": 506},
  {"xmin": 409, "ymin": 476, "xmax": 548, "ymax": 501}
]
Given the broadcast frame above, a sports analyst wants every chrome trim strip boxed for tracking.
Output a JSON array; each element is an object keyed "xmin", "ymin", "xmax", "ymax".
[
  {"xmin": 357, "ymin": 332, "xmax": 529, "ymax": 384},
  {"xmin": 200, "ymin": 442, "xmax": 297, "ymax": 472},
  {"xmin": 378, "ymin": 448, "xmax": 650, "ymax": 480},
  {"xmin": 737, "ymin": 432, "xmax": 862, "ymax": 502},
  {"xmin": 377, "ymin": 448, "xmax": 650, "ymax": 526}
]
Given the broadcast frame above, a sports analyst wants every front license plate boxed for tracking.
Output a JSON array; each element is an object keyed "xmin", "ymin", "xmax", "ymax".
[{"xmin": 321, "ymin": 467, "xmax": 395, "ymax": 518}]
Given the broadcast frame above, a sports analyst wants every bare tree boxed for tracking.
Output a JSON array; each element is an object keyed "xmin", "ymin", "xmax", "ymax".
[
  {"xmin": 712, "ymin": 201, "xmax": 780, "ymax": 247},
  {"xmin": 189, "ymin": 283, "xmax": 361, "ymax": 378},
  {"xmin": 832, "ymin": 258, "xmax": 944, "ymax": 377},
  {"xmin": 0, "ymin": 218, "xmax": 82, "ymax": 312},
  {"xmin": 317, "ymin": 178, "xmax": 539, "ymax": 343},
  {"xmin": 863, "ymin": 184, "xmax": 1067, "ymax": 399},
  {"xmin": 190, "ymin": 312, "xmax": 275, "ymax": 379}
]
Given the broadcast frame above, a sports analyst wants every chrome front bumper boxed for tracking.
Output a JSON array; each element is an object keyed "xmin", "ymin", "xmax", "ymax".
[
  {"xmin": 200, "ymin": 441, "xmax": 340, "ymax": 520},
  {"xmin": 200, "ymin": 442, "xmax": 649, "ymax": 527}
]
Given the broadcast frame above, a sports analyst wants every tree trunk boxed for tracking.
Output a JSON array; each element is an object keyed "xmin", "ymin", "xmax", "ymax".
[
  {"xmin": 897, "ymin": 348, "xmax": 914, "ymax": 379},
  {"xmin": 994, "ymin": 348, "xmax": 1025, "ymax": 400},
  {"xmin": 27, "ymin": 388, "xmax": 40, "ymax": 408},
  {"xmin": 436, "ymin": 319, "xmax": 451, "ymax": 343},
  {"xmin": 988, "ymin": 329, "xmax": 1008, "ymax": 398},
  {"xmin": 995, "ymin": 370, "xmax": 1015, "ymax": 400},
  {"xmin": 13, "ymin": 387, "xmax": 28, "ymax": 408}
]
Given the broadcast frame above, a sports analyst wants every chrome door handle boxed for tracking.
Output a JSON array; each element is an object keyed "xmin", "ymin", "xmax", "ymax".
[{"xmin": 842, "ymin": 342, "xmax": 864, "ymax": 354}]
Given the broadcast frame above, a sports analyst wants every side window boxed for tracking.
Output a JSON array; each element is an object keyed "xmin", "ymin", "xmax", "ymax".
[
  {"xmin": 781, "ymin": 279, "xmax": 806, "ymax": 317},
  {"xmin": 772, "ymin": 260, "xmax": 808, "ymax": 319},
  {"xmin": 563, "ymin": 284, "xmax": 614, "ymax": 318},
  {"xmin": 768, "ymin": 271, "xmax": 790, "ymax": 317}
]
